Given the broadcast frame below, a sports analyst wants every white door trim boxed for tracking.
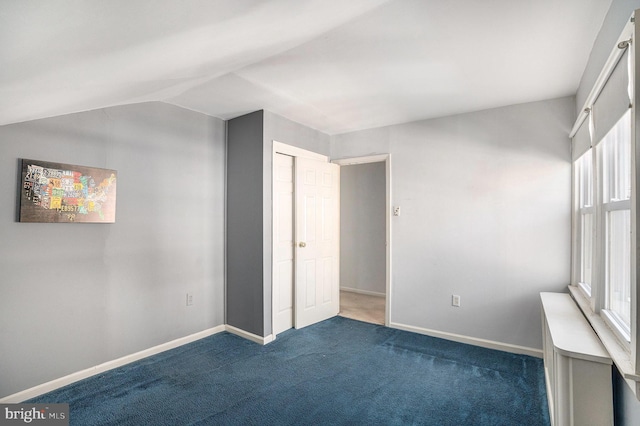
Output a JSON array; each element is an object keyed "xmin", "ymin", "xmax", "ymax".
[
  {"xmin": 332, "ymin": 154, "xmax": 392, "ymax": 327},
  {"xmin": 271, "ymin": 141, "xmax": 330, "ymax": 339},
  {"xmin": 273, "ymin": 153, "xmax": 295, "ymax": 336}
]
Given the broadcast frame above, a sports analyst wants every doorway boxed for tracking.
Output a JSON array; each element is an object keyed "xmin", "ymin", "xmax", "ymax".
[
  {"xmin": 336, "ymin": 159, "xmax": 388, "ymax": 325},
  {"xmin": 272, "ymin": 146, "xmax": 391, "ymax": 337}
]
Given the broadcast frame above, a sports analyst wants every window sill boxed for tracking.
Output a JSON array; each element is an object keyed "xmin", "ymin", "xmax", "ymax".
[{"xmin": 568, "ymin": 285, "xmax": 640, "ymax": 392}]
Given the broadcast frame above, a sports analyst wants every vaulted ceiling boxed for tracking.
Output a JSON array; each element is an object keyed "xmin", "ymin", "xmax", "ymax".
[{"xmin": 1, "ymin": 0, "xmax": 611, "ymax": 134}]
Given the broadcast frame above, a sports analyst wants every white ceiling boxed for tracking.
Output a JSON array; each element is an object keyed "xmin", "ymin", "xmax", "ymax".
[{"xmin": 0, "ymin": 0, "xmax": 611, "ymax": 135}]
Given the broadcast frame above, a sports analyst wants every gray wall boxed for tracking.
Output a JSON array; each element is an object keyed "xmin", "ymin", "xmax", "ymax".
[
  {"xmin": 226, "ymin": 111, "xmax": 265, "ymax": 336},
  {"xmin": 264, "ymin": 110, "xmax": 331, "ymax": 157},
  {"xmin": 615, "ymin": 368, "xmax": 640, "ymax": 425},
  {"xmin": 331, "ymin": 96, "xmax": 572, "ymax": 350},
  {"xmin": 577, "ymin": 1, "xmax": 640, "ymax": 422},
  {"xmin": 227, "ymin": 110, "xmax": 330, "ymax": 337},
  {"xmin": 340, "ymin": 162, "xmax": 386, "ymax": 295},
  {"xmin": 0, "ymin": 102, "xmax": 226, "ymax": 399}
]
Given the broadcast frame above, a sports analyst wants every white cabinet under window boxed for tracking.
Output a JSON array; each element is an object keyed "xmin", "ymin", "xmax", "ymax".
[{"xmin": 541, "ymin": 292, "xmax": 612, "ymax": 426}]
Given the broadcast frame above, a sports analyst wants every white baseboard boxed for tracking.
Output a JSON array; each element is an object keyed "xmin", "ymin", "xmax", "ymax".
[
  {"xmin": 225, "ymin": 325, "xmax": 274, "ymax": 345},
  {"xmin": 389, "ymin": 321, "xmax": 542, "ymax": 358},
  {"xmin": 340, "ymin": 287, "xmax": 385, "ymax": 298},
  {"xmin": 0, "ymin": 325, "xmax": 226, "ymax": 403}
]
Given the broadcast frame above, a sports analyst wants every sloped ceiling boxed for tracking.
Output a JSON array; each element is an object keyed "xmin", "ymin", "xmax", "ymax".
[{"xmin": 1, "ymin": 0, "xmax": 611, "ymax": 134}]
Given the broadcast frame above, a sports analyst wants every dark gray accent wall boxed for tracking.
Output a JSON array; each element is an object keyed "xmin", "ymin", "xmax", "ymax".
[
  {"xmin": 226, "ymin": 110, "xmax": 265, "ymax": 336},
  {"xmin": 0, "ymin": 102, "xmax": 226, "ymax": 399}
]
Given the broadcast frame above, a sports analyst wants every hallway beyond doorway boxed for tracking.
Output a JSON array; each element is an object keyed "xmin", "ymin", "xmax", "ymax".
[{"xmin": 339, "ymin": 290, "xmax": 385, "ymax": 325}]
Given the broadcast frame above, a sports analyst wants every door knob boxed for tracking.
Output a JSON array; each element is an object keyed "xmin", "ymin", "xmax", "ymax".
[{"xmin": 299, "ymin": 242, "xmax": 307, "ymax": 248}]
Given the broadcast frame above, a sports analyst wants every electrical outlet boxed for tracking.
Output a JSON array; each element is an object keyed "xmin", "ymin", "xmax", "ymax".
[
  {"xmin": 186, "ymin": 293, "xmax": 193, "ymax": 306},
  {"xmin": 393, "ymin": 206, "xmax": 401, "ymax": 216},
  {"xmin": 452, "ymin": 294, "xmax": 461, "ymax": 307}
]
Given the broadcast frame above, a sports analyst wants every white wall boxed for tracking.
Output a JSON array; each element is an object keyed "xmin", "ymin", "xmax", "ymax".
[
  {"xmin": 0, "ymin": 102, "xmax": 226, "ymax": 399},
  {"xmin": 332, "ymin": 96, "xmax": 573, "ymax": 351},
  {"xmin": 340, "ymin": 162, "xmax": 386, "ymax": 295}
]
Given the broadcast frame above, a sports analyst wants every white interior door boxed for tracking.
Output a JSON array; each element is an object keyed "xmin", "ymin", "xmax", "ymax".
[
  {"xmin": 273, "ymin": 153, "xmax": 294, "ymax": 335},
  {"xmin": 294, "ymin": 156, "xmax": 340, "ymax": 329}
]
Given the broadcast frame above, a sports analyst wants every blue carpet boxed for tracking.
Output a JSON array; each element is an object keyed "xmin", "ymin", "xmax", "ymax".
[{"xmin": 30, "ymin": 317, "xmax": 550, "ymax": 425}]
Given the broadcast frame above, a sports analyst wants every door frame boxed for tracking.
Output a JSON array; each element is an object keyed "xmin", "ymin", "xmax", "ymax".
[
  {"xmin": 332, "ymin": 154, "xmax": 392, "ymax": 327},
  {"xmin": 272, "ymin": 141, "xmax": 329, "ymax": 339}
]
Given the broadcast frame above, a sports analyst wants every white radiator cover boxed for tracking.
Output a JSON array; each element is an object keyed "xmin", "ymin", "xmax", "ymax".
[{"xmin": 540, "ymin": 292, "xmax": 613, "ymax": 426}]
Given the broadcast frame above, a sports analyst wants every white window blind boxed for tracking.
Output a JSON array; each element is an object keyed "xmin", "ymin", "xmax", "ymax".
[
  {"xmin": 572, "ymin": 115, "xmax": 592, "ymax": 161},
  {"xmin": 592, "ymin": 49, "xmax": 631, "ymax": 144}
]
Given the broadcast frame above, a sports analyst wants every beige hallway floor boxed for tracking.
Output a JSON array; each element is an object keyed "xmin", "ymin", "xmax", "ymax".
[{"xmin": 339, "ymin": 290, "xmax": 385, "ymax": 325}]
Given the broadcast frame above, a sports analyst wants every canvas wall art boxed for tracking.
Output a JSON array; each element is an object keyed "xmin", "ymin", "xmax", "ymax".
[{"xmin": 19, "ymin": 159, "xmax": 117, "ymax": 223}]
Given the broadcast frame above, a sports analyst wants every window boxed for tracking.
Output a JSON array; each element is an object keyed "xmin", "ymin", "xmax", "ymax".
[
  {"xmin": 574, "ymin": 111, "xmax": 631, "ymax": 342},
  {"xmin": 601, "ymin": 111, "xmax": 631, "ymax": 340},
  {"xmin": 569, "ymin": 13, "xmax": 640, "ymax": 398},
  {"xmin": 576, "ymin": 149, "xmax": 594, "ymax": 296}
]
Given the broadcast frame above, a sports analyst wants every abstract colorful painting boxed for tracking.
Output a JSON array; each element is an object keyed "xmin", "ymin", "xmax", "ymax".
[{"xmin": 19, "ymin": 159, "xmax": 117, "ymax": 223}]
